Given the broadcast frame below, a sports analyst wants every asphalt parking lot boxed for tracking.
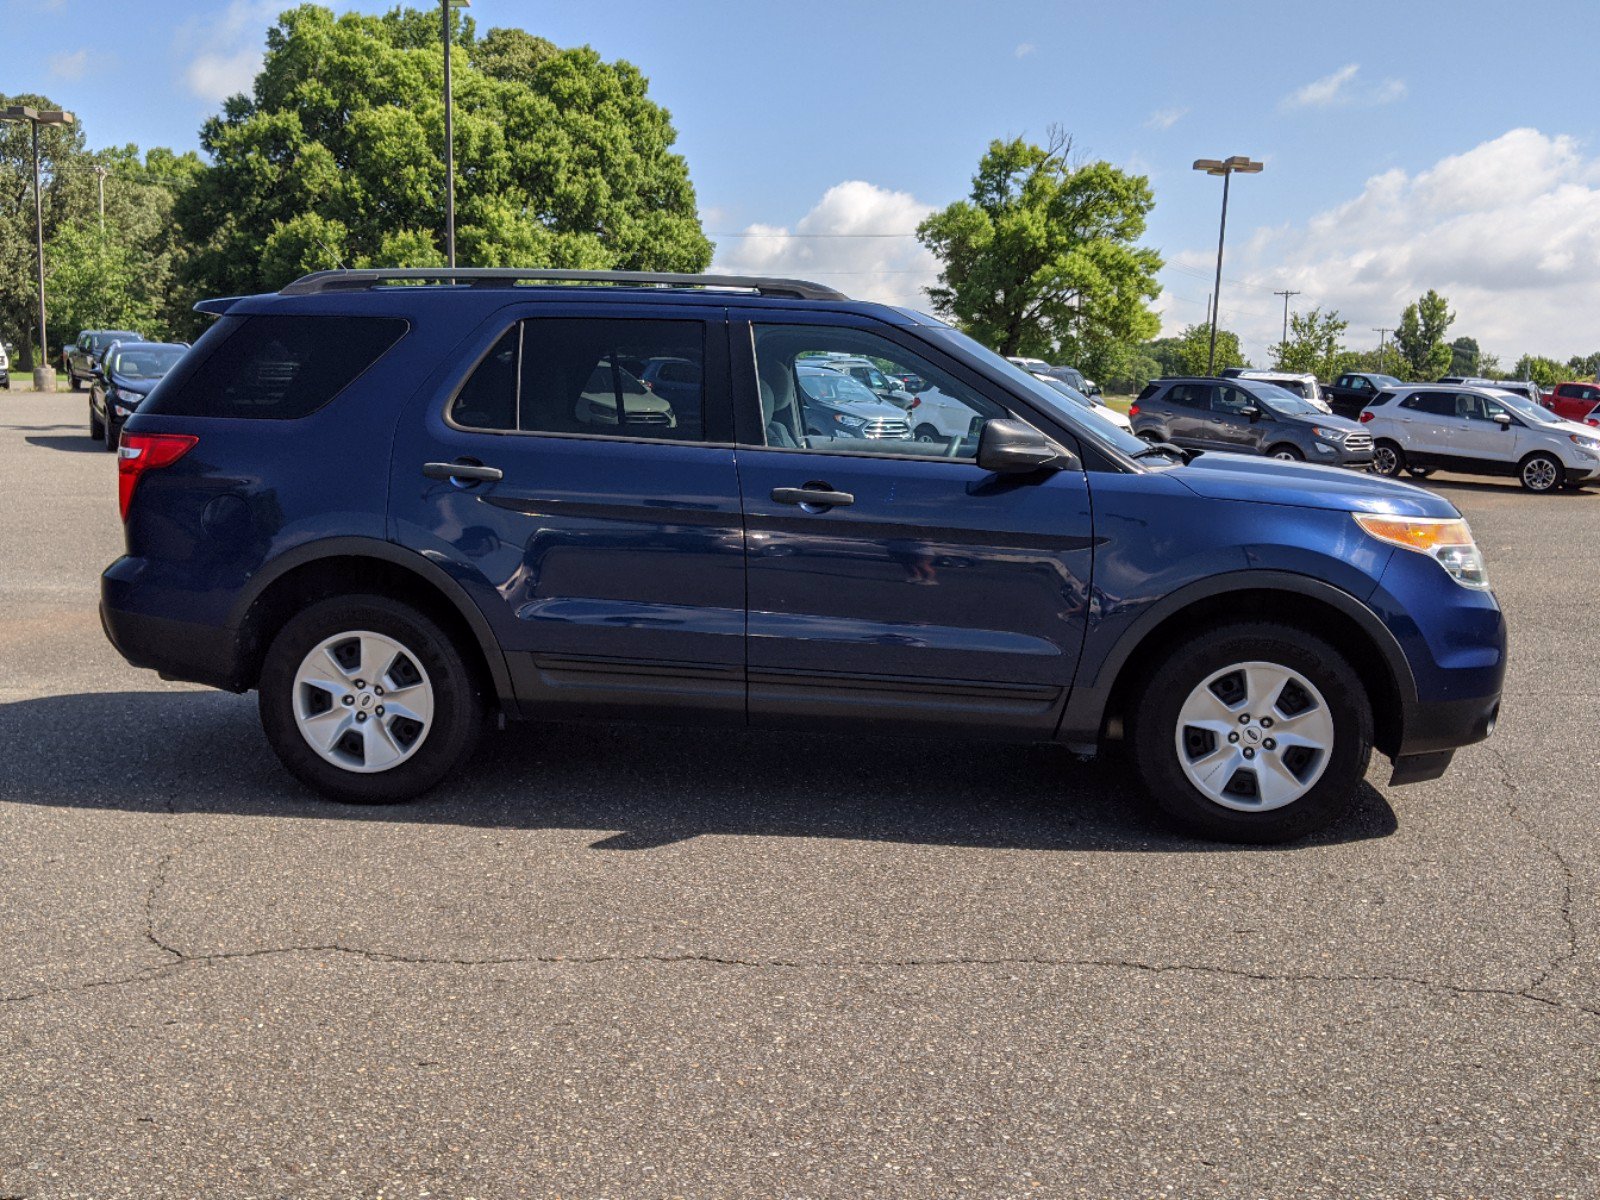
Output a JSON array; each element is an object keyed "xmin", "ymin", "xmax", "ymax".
[{"xmin": 1, "ymin": 391, "xmax": 1595, "ymax": 1198}]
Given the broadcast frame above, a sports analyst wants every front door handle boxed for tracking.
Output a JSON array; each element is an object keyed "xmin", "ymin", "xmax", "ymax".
[
  {"xmin": 771, "ymin": 484, "xmax": 854, "ymax": 509},
  {"xmin": 423, "ymin": 460, "xmax": 503, "ymax": 484}
]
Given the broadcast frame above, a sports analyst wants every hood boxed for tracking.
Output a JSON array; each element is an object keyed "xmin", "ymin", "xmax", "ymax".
[
  {"xmin": 1171, "ymin": 452, "xmax": 1457, "ymax": 518},
  {"xmin": 109, "ymin": 375, "xmax": 156, "ymax": 397},
  {"xmin": 1269, "ymin": 407, "xmax": 1361, "ymax": 431}
]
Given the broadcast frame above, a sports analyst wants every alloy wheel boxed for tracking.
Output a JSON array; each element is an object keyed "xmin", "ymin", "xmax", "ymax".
[
  {"xmin": 1523, "ymin": 457, "xmax": 1559, "ymax": 492},
  {"xmin": 1174, "ymin": 660, "xmax": 1335, "ymax": 812},
  {"xmin": 291, "ymin": 630, "xmax": 435, "ymax": 773}
]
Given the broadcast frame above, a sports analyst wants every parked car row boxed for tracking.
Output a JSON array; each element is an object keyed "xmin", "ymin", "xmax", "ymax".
[
  {"xmin": 73, "ymin": 334, "xmax": 191, "ymax": 449},
  {"xmin": 1006, "ymin": 356, "xmax": 1101, "ymax": 396},
  {"xmin": 1130, "ymin": 376, "xmax": 1373, "ymax": 467}
]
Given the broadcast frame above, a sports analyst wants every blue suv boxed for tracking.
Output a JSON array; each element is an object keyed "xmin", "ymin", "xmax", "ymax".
[{"xmin": 101, "ymin": 269, "xmax": 1506, "ymax": 842}]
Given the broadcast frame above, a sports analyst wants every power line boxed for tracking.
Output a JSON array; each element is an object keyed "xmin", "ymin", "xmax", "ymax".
[{"xmin": 709, "ymin": 230, "xmax": 918, "ymax": 238}]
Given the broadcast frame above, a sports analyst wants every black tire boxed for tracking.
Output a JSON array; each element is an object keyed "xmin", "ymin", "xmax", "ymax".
[
  {"xmin": 1127, "ymin": 621, "xmax": 1374, "ymax": 843},
  {"xmin": 88, "ymin": 400, "xmax": 104, "ymax": 442},
  {"xmin": 1371, "ymin": 440, "xmax": 1405, "ymax": 477},
  {"xmin": 258, "ymin": 594, "xmax": 485, "ymax": 804},
  {"xmin": 914, "ymin": 423, "xmax": 942, "ymax": 443},
  {"xmin": 1266, "ymin": 444, "xmax": 1303, "ymax": 461},
  {"xmin": 1518, "ymin": 452, "xmax": 1563, "ymax": 494},
  {"xmin": 1405, "ymin": 465, "xmax": 1434, "ymax": 479},
  {"xmin": 102, "ymin": 411, "xmax": 118, "ymax": 451}
]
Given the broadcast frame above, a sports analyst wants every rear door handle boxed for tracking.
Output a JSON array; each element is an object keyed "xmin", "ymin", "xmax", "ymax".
[
  {"xmin": 423, "ymin": 460, "xmax": 503, "ymax": 483},
  {"xmin": 771, "ymin": 485, "xmax": 854, "ymax": 508}
]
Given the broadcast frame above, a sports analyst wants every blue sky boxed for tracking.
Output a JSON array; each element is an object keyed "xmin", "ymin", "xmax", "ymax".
[{"xmin": 8, "ymin": 0, "xmax": 1600, "ymax": 361}]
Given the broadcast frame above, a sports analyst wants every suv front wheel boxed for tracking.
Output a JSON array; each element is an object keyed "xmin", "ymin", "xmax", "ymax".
[
  {"xmin": 1128, "ymin": 622, "xmax": 1373, "ymax": 843},
  {"xmin": 258, "ymin": 594, "xmax": 484, "ymax": 804}
]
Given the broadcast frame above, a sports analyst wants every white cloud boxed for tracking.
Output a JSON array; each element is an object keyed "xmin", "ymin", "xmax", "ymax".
[
  {"xmin": 1282, "ymin": 63, "xmax": 1405, "ymax": 110},
  {"xmin": 1145, "ymin": 106, "xmax": 1188, "ymax": 131},
  {"xmin": 710, "ymin": 181, "xmax": 939, "ymax": 308},
  {"xmin": 176, "ymin": 0, "xmax": 279, "ymax": 104},
  {"xmin": 1166, "ymin": 128, "xmax": 1600, "ymax": 359},
  {"xmin": 1015, "ymin": 42, "xmax": 1036, "ymax": 58},
  {"xmin": 49, "ymin": 49, "xmax": 87, "ymax": 80}
]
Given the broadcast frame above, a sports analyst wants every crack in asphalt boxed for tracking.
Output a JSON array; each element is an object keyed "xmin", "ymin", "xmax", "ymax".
[
  {"xmin": 1483, "ymin": 742, "xmax": 1581, "ymax": 998},
  {"xmin": 3, "ymin": 942, "xmax": 1595, "ymax": 1021}
]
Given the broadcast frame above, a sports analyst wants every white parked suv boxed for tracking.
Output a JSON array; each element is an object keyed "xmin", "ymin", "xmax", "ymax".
[
  {"xmin": 0, "ymin": 339, "xmax": 9, "ymax": 389},
  {"xmin": 1362, "ymin": 384, "xmax": 1600, "ymax": 493},
  {"xmin": 1231, "ymin": 370, "xmax": 1331, "ymax": 413}
]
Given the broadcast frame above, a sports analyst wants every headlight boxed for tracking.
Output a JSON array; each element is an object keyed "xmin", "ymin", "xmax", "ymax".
[
  {"xmin": 1568, "ymin": 434, "xmax": 1600, "ymax": 452},
  {"xmin": 1354, "ymin": 514, "xmax": 1489, "ymax": 590},
  {"xmin": 835, "ymin": 414, "xmax": 865, "ymax": 428},
  {"xmin": 114, "ymin": 387, "xmax": 142, "ymax": 404},
  {"xmin": 1312, "ymin": 426, "xmax": 1347, "ymax": 442}
]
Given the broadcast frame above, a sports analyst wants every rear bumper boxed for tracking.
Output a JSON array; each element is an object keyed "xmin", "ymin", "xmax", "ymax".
[{"xmin": 101, "ymin": 567, "xmax": 246, "ymax": 692}]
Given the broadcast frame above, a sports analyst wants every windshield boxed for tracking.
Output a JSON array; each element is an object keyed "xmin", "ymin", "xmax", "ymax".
[
  {"xmin": 798, "ymin": 369, "xmax": 880, "ymax": 405},
  {"xmin": 1039, "ymin": 377, "xmax": 1096, "ymax": 409},
  {"xmin": 1369, "ymin": 374, "xmax": 1401, "ymax": 387},
  {"xmin": 1494, "ymin": 391, "xmax": 1564, "ymax": 425},
  {"xmin": 1252, "ymin": 383, "xmax": 1323, "ymax": 416},
  {"xmin": 111, "ymin": 346, "xmax": 187, "ymax": 380},
  {"xmin": 925, "ymin": 325, "xmax": 1153, "ymax": 458}
]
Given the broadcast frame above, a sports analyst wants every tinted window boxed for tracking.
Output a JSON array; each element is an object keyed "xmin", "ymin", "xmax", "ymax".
[
  {"xmin": 1399, "ymin": 392, "xmax": 1456, "ymax": 416},
  {"xmin": 1212, "ymin": 385, "xmax": 1255, "ymax": 414},
  {"xmin": 1166, "ymin": 383, "xmax": 1210, "ymax": 409},
  {"xmin": 450, "ymin": 327, "xmax": 520, "ymax": 431},
  {"xmin": 519, "ymin": 318, "xmax": 704, "ymax": 442},
  {"xmin": 144, "ymin": 315, "xmax": 406, "ymax": 419}
]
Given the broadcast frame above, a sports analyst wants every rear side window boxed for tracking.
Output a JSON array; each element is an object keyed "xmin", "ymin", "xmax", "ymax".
[
  {"xmin": 1399, "ymin": 392, "xmax": 1455, "ymax": 416},
  {"xmin": 522, "ymin": 318, "xmax": 706, "ymax": 442},
  {"xmin": 1135, "ymin": 382, "xmax": 1160, "ymax": 401},
  {"xmin": 143, "ymin": 315, "xmax": 406, "ymax": 420}
]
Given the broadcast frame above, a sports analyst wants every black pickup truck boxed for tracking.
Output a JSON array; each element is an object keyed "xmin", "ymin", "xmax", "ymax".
[
  {"xmin": 63, "ymin": 329, "xmax": 141, "ymax": 390},
  {"xmin": 1321, "ymin": 371, "xmax": 1403, "ymax": 420}
]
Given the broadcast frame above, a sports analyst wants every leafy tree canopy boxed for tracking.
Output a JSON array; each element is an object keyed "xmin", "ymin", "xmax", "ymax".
[
  {"xmin": 917, "ymin": 130, "xmax": 1162, "ymax": 378},
  {"xmin": 1394, "ymin": 288, "xmax": 1454, "ymax": 380},
  {"xmin": 1174, "ymin": 323, "xmax": 1246, "ymax": 375},
  {"xmin": 1449, "ymin": 335, "xmax": 1480, "ymax": 376},
  {"xmin": 1275, "ymin": 307, "xmax": 1348, "ymax": 378},
  {"xmin": 177, "ymin": 4, "xmax": 712, "ymax": 298}
]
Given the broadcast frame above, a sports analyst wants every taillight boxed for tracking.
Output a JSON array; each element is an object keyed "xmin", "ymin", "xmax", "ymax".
[
  {"xmin": 1359, "ymin": 411, "xmax": 1375, "ymax": 422},
  {"xmin": 908, "ymin": 396, "xmax": 921, "ymax": 409},
  {"xmin": 118, "ymin": 432, "xmax": 197, "ymax": 520},
  {"xmin": 1128, "ymin": 404, "xmax": 1140, "ymax": 417}
]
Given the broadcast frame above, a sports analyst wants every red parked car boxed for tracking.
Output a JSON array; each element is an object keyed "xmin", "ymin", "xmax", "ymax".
[{"xmin": 1544, "ymin": 381, "xmax": 1600, "ymax": 425}]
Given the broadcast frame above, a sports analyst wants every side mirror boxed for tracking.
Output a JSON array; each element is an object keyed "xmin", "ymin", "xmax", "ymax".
[
  {"xmin": 976, "ymin": 419, "xmax": 1073, "ymax": 474},
  {"xmin": 1492, "ymin": 412, "xmax": 1512, "ymax": 428},
  {"xmin": 1240, "ymin": 405, "xmax": 1261, "ymax": 422}
]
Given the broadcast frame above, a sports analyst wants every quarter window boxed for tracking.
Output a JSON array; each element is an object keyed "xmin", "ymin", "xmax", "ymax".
[
  {"xmin": 1399, "ymin": 392, "xmax": 1457, "ymax": 417},
  {"xmin": 753, "ymin": 325, "xmax": 1005, "ymax": 459}
]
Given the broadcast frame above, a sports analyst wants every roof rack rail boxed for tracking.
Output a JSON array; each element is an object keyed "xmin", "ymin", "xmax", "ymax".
[{"xmin": 278, "ymin": 268, "xmax": 849, "ymax": 302}]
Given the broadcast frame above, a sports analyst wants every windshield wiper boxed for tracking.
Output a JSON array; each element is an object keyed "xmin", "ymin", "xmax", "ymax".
[{"xmin": 1132, "ymin": 441, "xmax": 1192, "ymax": 463}]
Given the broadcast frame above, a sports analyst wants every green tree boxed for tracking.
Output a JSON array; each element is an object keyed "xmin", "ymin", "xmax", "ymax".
[
  {"xmin": 1565, "ymin": 352, "xmax": 1600, "ymax": 379},
  {"xmin": 1275, "ymin": 307, "xmax": 1347, "ymax": 377},
  {"xmin": 44, "ymin": 219, "xmax": 160, "ymax": 338},
  {"xmin": 1393, "ymin": 289, "xmax": 1454, "ymax": 380},
  {"xmin": 1512, "ymin": 355, "xmax": 1565, "ymax": 387},
  {"xmin": 1175, "ymin": 323, "xmax": 1246, "ymax": 375},
  {"xmin": 1476, "ymin": 352, "xmax": 1503, "ymax": 379},
  {"xmin": 916, "ymin": 130, "xmax": 1162, "ymax": 371},
  {"xmin": 177, "ymin": 4, "xmax": 712, "ymax": 300},
  {"xmin": 1449, "ymin": 336, "xmax": 1480, "ymax": 376}
]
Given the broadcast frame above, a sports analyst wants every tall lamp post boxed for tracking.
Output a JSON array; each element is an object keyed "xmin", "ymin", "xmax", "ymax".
[
  {"xmin": 1192, "ymin": 155, "xmax": 1263, "ymax": 376},
  {"xmin": 442, "ymin": 0, "xmax": 470, "ymax": 268},
  {"xmin": 2, "ymin": 105, "xmax": 76, "ymax": 392}
]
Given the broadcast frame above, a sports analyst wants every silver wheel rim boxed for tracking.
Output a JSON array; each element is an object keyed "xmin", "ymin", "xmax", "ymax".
[
  {"xmin": 1273, "ymin": 449, "xmax": 1299, "ymax": 460},
  {"xmin": 1524, "ymin": 458, "xmax": 1557, "ymax": 490},
  {"xmin": 1374, "ymin": 446, "xmax": 1398, "ymax": 474},
  {"xmin": 291, "ymin": 630, "xmax": 434, "ymax": 774},
  {"xmin": 1175, "ymin": 660, "xmax": 1335, "ymax": 812}
]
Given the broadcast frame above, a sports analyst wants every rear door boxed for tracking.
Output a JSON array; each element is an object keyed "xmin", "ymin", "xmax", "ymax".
[
  {"xmin": 731, "ymin": 311, "xmax": 1094, "ymax": 737},
  {"xmin": 389, "ymin": 303, "xmax": 747, "ymax": 721},
  {"xmin": 1161, "ymin": 382, "xmax": 1215, "ymax": 448},
  {"xmin": 1393, "ymin": 390, "xmax": 1457, "ymax": 457}
]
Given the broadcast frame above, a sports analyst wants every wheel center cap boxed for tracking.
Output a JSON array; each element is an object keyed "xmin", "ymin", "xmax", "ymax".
[
  {"xmin": 358, "ymin": 693, "xmax": 373, "ymax": 708},
  {"xmin": 1244, "ymin": 726, "xmax": 1263, "ymax": 744}
]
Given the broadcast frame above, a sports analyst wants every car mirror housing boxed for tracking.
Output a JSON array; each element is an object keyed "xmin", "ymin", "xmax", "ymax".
[
  {"xmin": 976, "ymin": 419, "xmax": 1074, "ymax": 474},
  {"xmin": 1241, "ymin": 405, "xmax": 1261, "ymax": 422},
  {"xmin": 1492, "ymin": 413, "xmax": 1513, "ymax": 428}
]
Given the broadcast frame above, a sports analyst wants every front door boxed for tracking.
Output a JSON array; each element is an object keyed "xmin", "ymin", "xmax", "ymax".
[
  {"xmin": 390, "ymin": 305, "xmax": 747, "ymax": 720},
  {"xmin": 1208, "ymin": 383, "xmax": 1262, "ymax": 451},
  {"xmin": 731, "ymin": 313, "xmax": 1094, "ymax": 736},
  {"xmin": 1449, "ymin": 390, "xmax": 1522, "ymax": 465}
]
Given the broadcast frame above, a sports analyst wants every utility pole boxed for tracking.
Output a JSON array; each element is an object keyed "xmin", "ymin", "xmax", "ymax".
[
  {"xmin": 441, "ymin": 0, "xmax": 470, "ymax": 268},
  {"xmin": 1273, "ymin": 289, "xmax": 1300, "ymax": 362},
  {"xmin": 94, "ymin": 165, "xmax": 106, "ymax": 232},
  {"xmin": 1372, "ymin": 327, "xmax": 1393, "ymax": 375}
]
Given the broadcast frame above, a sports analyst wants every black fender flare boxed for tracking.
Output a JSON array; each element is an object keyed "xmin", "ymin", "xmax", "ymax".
[
  {"xmin": 227, "ymin": 535, "xmax": 517, "ymax": 712},
  {"xmin": 1056, "ymin": 569, "xmax": 1417, "ymax": 748}
]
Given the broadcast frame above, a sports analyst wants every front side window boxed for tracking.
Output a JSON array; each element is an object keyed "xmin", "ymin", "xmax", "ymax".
[
  {"xmin": 753, "ymin": 325, "xmax": 1004, "ymax": 459},
  {"xmin": 1212, "ymin": 385, "xmax": 1255, "ymax": 415}
]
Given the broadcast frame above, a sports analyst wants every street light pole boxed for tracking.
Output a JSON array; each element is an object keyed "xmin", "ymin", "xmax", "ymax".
[
  {"xmin": 442, "ymin": 0, "xmax": 470, "ymax": 269},
  {"xmin": 1192, "ymin": 155, "xmax": 1264, "ymax": 375},
  {"xmin": 2, "ymin": 105, "xmax": 76, "ymax": 392}
]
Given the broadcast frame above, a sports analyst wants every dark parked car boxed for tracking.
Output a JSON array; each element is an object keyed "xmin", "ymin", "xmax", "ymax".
[
  {"xmin": 1322, "ymin": 372, "xmax": 1403, "ymax": 420},
  {"xmin": 102, "ymin": 268, "xmax": 1503, "ymax": 843},
  {"xmin": 1129, "ymin": 376, "xmax": 1374, "ymax": 467},
  {"xmin": 88, "ymin": 341, "xmax": 190, "ymax": 450},
  {"xmin": 65, "ymin": 329, "xmax": 141, "ymax": 390}
]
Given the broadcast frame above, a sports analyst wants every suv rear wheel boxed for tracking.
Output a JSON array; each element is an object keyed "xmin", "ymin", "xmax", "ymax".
[
  {"xmin": 258, "ymin": 594, "xmax": 484, "ymax": 804},
  {"xmin": 1128, "ymin": 622, "xmax": 1373, "ymax": 843}
]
